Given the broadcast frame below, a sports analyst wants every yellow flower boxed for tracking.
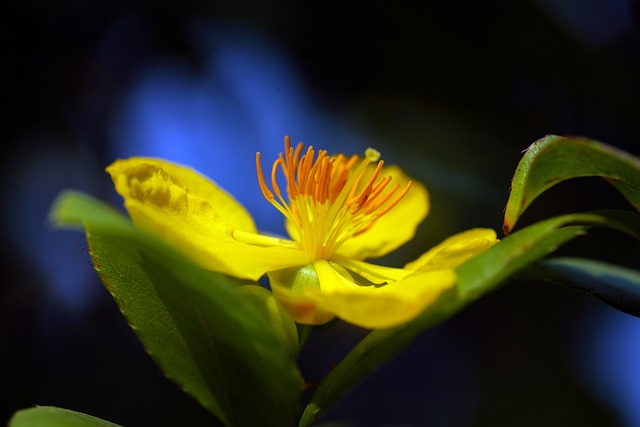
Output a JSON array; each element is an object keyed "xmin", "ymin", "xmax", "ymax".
[{"xmin": 106, "ymin": 137, "xmax": 498, "ymax": 329}]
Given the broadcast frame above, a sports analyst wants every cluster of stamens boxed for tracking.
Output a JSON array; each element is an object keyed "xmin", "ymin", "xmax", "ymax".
[{"xmin": 256, "ymin": 136, "xmax": 412, "ymax": 259}]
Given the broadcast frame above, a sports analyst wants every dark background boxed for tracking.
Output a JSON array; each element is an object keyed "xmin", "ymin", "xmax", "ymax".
[{"xmin": 3, "ymin": 1, "xmax": 640, "ymax": 426}]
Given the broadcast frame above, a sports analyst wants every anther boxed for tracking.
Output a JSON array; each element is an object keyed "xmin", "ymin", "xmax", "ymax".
[
  {"xmin": 374, "ymin": 181, "xmax": 413, "ymax": 217},
  {"xmin": 256, "ymin": 153, "xmax": 274, "ymax": 201},
  {"xmin": 256, "ymin": 139, "xmax": 414, "ymax": 260},
  {"xmin": 349, "ymin": 160, "xmax": 384, "ymax": 211}
]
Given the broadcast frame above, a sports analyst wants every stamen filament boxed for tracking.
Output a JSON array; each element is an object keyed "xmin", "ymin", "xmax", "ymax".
[
  {"xmin": 256, "ymin": 153, "xmax": 274, "ymax": 201},
  {"xmin": 271, "ymin": 158, "xmax": 282, "ymax": 197},
  {"xmin": 375, "ymin": 181, "xmax": 413, "ymax": 217},
  {"xmin": 366, "ymin": 176, "xmax": 393, "ymax": 206},
  {"xmin": 349, "ymin": 160, "xmax": 384, "ymax": 213},
  {"xmin": 256, "ymin": 138, "xmax": 412, "ymax": 260}
]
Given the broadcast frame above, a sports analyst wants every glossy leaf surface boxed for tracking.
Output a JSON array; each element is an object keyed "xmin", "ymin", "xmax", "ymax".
[
  {"xmin": 504, "ymin": 135, "xmax": 640, "ymax": 234},
  {"xmin": 9, "ymin": 407, "xmax": 121, "ymax": 427},
  {"xmin": 299, "ymin": 211, "xmax": 638, "ymax": 426},
  {"xmin": 51, "ymin": 191, "xmax": 303, "ymax": 427},
  {"xmin": 520, "ymin": 257, "xmax": 640, "ymax": 317}
]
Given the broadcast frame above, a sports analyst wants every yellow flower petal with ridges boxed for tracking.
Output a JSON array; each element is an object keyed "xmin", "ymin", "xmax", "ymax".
[
  {"xmin": 108, "ymin": 157, "xmax": 257, "ymax": 232},
  {"xmin": 404, "ymin": 228, "xmax": 499, "ymax": 271},
  {"xmin": 107, "ymin": 158, "xmax": 311, "ymax": 280},
  {"xmin": 107, "ymin": 137, "xmax": 498, "ymax": 329},
  {"xmin": 269, "ymin": 260, "xmax": 456, "ymax": 329},
  {"xmin": 330, "ymin": 254, "xmax": 411, "ymax": 283},
  {"xmin": 311, "ymin": 260, "xmax": 456, "ymax": 329}
]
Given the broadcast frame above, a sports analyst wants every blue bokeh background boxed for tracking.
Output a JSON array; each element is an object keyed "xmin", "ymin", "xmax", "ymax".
[{"xmin": 3, "ymin": 1, "xmax": 640, "ymax": 425}]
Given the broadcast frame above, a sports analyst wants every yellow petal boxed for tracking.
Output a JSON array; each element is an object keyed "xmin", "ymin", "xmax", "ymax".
[
  {"xmin": 404, "ymin": 228, "xmax": 499, "ymax": 272},
  {"xmin": 269, "ymin": 265, "xmax": 336, "ymax": 325},
  {"xmin": 335, "ymin": 165, "xmax": 430, "ymax": 260},
  {"xmin": 108, "ymin": 157, "xmax": 257, "ymax": 233},
  {"xmin": 330, "ymin": 254, "xmax": 411, "ymax": 283},
  {"xmin": 107, "ymin": 157, "xmax": 311, "ymax": 279},
  {"xmin": 312, "ymin": 260, "xmax": 456, "ymax": 329}
]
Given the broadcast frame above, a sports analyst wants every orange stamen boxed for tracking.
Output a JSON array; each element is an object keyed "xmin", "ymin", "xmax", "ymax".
[
  {"xmin": 367, "ymin": 176, "xmax": 392, "ymax": 204},
  {"xmin": 329, "ymin": 154, "xmax": 357, "ymax": 203},
  {"xmin": 271, "ymin": 158, "xmax": 283, "ymax": 198},
  {"xmin": 256, "ymin": 153, "xmax": 274, "ymax": 201},
  {"xmin": 347, "ymin": 168, "xmax": 366, "ymax": 202},
  {"xmin": 374, "ymin": 181, "xmax": 413, "ymax": 217},
  {"xmin": 297, "ymin": 146, "xmax": 314, "ymax": 191},
  {"xmin": 349, "ymin": 160, "xmax": 384, "ymax": 212},
  {"xmin": 256, "ymin": 137, "xmax": 414, "ymax": 260},
  {"xmin": 317, "ymin": 156, "xmax": 332, "ymax": 204},
  {"xmin": 363, "ymin": 180, "xmax": 397, "ymax": 215}
]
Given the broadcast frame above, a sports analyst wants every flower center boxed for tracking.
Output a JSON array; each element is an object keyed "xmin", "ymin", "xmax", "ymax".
[{"xmin": 256, "ymin": 136, "xmax": 413, "ymax": 260}]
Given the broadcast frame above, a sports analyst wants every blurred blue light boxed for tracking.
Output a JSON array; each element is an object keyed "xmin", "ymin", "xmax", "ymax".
[
  {"xmin": 110, "ymin": 22, "xmax": 369, "ymax": 234},
  {"xmin": 5, "ymin": 145, "xmax": 98, "ymax": 311},
  {"xmin": 580, "ymin": 307, "xmax": 640, "ymax": 427}
]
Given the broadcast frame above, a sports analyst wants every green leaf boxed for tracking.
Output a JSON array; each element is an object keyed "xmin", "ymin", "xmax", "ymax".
[
  {"xmin": 50, "ymin": 191, "xmax": 303, "ymax": 427},
  {"xmin": 9, "ymin": 406, "xmax": 121, "ymax": 427},
  {"xmin": 457, "ymin": 210, "xmax": 640, "ymax": 301},
  {"xmin": 298, "ymin": 292, "xmax": 458, "ymax": 427},
  {"xmin": 504, "ymin": 135, "xmax": 640, "ymax": 234},
  {"xmin": 519, "ymin": 257, "xmax": 640, "ymax": 317},
  {"xmin": 299, "ymin": 210, "xmax": 638, "ymax": 426},
  {"xmin": 238, "ymin": 284, "xmax": 299, "ymax": 361}
]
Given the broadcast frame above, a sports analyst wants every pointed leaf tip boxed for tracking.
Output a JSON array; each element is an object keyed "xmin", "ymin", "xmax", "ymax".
[{"xmin": 504, "ymin": 135, "xmax": 640, "ymax": 232}]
